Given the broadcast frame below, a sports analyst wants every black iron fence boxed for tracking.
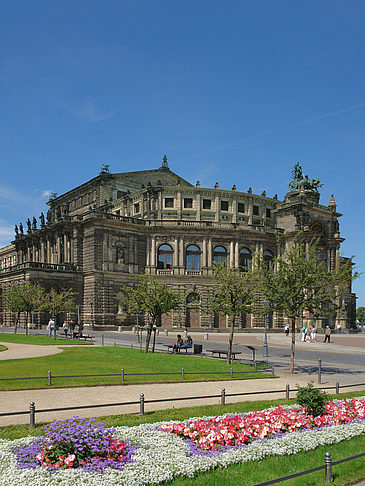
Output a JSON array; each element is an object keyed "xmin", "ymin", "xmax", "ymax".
[
  {"xmin": 0, "ymin": 365, "xmax": 274, "ymax": 386},
  {"xmin": 253, "ymin": 451, "xmax": 365, "ymax": 485},
  {"xmin": 1, "ymin": 380, "xmax": 365, "ymax": 427}
]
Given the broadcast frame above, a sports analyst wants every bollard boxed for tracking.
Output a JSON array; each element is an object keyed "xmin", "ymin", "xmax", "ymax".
[
  {"xmin": 118, "ymin": 326, "xmax": 122, "ymax": 333},
  {"xmin": 48, "ymin": 370, "xmax": 52, "ymax": 386},
  {"xmin": 182, "ymin": 368, "xmax": 185, "ymax": 380},
  {"xmin": 140, "ymin": 393, "xmax": 145, "ymax": 416},
  {"xmin": 204, "ymin": 333, "xmax": 209, "ymax": 340},
  {"xmin": 286, "ymin": 384, "xmax": 290, "ymax": 400},
  {"xmin": 253, "ymin": 361, "xmax": 257, "ymax": 371},
  {"xmin": 230, "ymin": 367, "xmax": 233, "ymax": 378},
  {"xmin": 101, "ymin": 335, "xmax": 105, "ymax": 347},
  {"xmin": 271, "ymin": 366, "xmax": 275, "ymax": 377},
  {"xmin": 164, "ymin": 329, "xmax": 168, "ymax": 336},
  {"xmin": 29, "ymin": 401, "xmax": 35, "ymax": 427},
  {"xmin": 121, "ymin": 368, "xmax": 124, "ymax": 383},
  {"xmin": 336, "ymin": 381, "xmax": 340, "ymax": 394},
  {"xmin": 221, "ymin": 388, "xmax": 226, "ymax": 406},
  {"xmin": 114, "ymin": 341, "xmax": 116, "ymax": 347},
  {"xmin": 325, "ymin": 452, "xmax": 332, "ymax": 483},
  {"xmin": 318, "ymin": 359, "xmax": 322, "ymax": 385}
]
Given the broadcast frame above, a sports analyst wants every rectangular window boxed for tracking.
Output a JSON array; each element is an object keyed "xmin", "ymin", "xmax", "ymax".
[
  {"xmin": 253, "ymin": 205, "xmax": 259, "ymax": 216},
  {"xmin": 221, "ymin": 200, "xmax": 229, "ymax": 211},
  {"xmin": 184, "ymin": 198, "xmax": 193, "ymax": 208},
  {"xmin": 165, "ymin": 198, "xmax": 174, "ymax": 208},
  {"xmin": 134, "ymin": 203, "xmax": 140, "ymax": 214},
  {"xmin": 202, "ymin": 199, "xmax": 211, "ymax": 209},
  {"xmin": 266, "ymin": 208, "xmax": 271, "ymax": 218},
  {"xmin": 238, "ymin": 203, "xmax": 245, "ymax": 213}
]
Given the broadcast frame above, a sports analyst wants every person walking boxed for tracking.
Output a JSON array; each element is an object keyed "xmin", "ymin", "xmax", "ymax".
[
  {"xmin": 47, "ymin": 317, "xmax": 56, "ymax": 338},
  {"xmin": 284, "ymin": 324, "xmax": 289, "ymax": 336},
  {"xmin": 62, "ymin": 320, "xmax": 69, "ymax": 338},
  {"xmin": 336, "ymin": 323, "xmax": 343, "ymax": 334},
  {"xmin": 69, "ymin": 319, "xmax": 75, "ymax": 338},
  {"xmin": 324, "ymin": 326, "xmax": 331, "ymax": 343}
]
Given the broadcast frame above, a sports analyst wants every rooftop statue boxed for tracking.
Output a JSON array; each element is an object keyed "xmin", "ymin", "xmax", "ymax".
[
  {"xmin": 100, "ymin": 164, "xmax": 110, "ymax": 174},
  {"xmin": 288, "ymin": 162, "xmax": 323, "ymax": 192}
]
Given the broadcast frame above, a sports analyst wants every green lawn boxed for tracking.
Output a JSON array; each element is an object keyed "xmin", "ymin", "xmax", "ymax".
[
  {"xmin": 2, "ymin": 392, "xmax": 365, "ymax": 485},
  {"xmin": 0, "ymin": 344, "xmax": 7, "ymax": 352},
  {"xmin": 0, "ymin": 346, "xmax": 270, "ymax": 390},
  {"xmin": 0, "ymin": 333, "xmax": 90, "ymax": 346}
]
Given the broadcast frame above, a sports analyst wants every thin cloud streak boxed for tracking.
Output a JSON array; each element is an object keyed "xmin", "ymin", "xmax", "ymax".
[
  {"xmin": 175, "ymin": 102, "xmax": 365, "ymax": 163},
  {"xmin": 64, "ymin": 100, "xmax": 115, "ymax": 123}
]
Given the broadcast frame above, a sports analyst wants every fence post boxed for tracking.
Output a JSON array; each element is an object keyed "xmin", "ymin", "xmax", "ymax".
[
  {"xmin": 139, "ymin": 393, "xmax": 145, "ymax": 416},
  {"xmin": 230, "ymin": 367, "xmax": 233, "ymax": 378},
  {"xmin": 286, "ymin": 384, "xmax": 290, "ymax": 400},
  {"xmin": 336, "ymin": 381, "xmax": 340, "ymax": 394},
  {"xmin": 29, "ymin": 401, "xmax": 35, "ymax": 427},
  {"xmin": 325, "ymin": 452, "xmax": 332, "ymax": 483},
  {"xmin": 271, "ymin": 366, "xmax": 275, "ymax": 376},
  {"xmin": 221, "ymin": 388, "xmax": 226, "ymax": 406},
  {"xmin": 253, "ymin": 361, "xmax": 257, "ymax": 371},
  {"xmin": 101, "ymin": 335, "xmax": 104, "ymax": 347},
  {"xmin": 182, "ymin": 368, "xmax": 185, "ymax": 380},
  {"xmin": 48, "ymin": 370, "xmax": 52, "ymax": 386},
  {"xmin": 121, "ymin": 369, "xmax": 124, "ymax": 383},
  {"xmin": 318, "ymin": 359, "xmax": 322, "ymax": 385},
  {"xmin": 114, "ymin": 341, "xmax": 116, "ymax": 347}
]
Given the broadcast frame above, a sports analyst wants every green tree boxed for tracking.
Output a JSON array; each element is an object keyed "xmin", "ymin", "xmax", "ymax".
[
  {"xmin": 38, "ymin": 288, "xmax": 77, "ymax": 330},
  {"xmin": 2, "ymin": 282, "xmax": 44, "ymax": 334},
  {"xmin": 209, "ymin": 263, "xmax": 258, "ymax": 364},
  {"xmin": 257, "ymin": 236, "xmax": 356, "ymax": 373},
  {"xmin": 118, "ymin": 275, "xmax": 183, "ymax": 352},
  {"xmin": 356, "ymin": 307, "xmax": 365, "ymax": 325}
]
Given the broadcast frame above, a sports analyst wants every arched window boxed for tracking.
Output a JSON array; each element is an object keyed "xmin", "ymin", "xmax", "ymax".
[
  {"xmin": 186, "ymin": 292, "xmax": 200, "ymax": 304},
  {"xmin": 213, "ymin": 245, "xmax": 227, "ymax": 264},
  {"xmin": 157, "ymin": 244, "xmax": 173, "ymax": 269},
  {"xmin": 186, "ymin": 245, "xmax": 201, "ymax": 271},
  {"xmin": 239, "ymin": 248, "xmax": 252, "ymax": 271},
  {"xmin": 264, "ymin": 250, "xmax": 274, "ymax": 269}
]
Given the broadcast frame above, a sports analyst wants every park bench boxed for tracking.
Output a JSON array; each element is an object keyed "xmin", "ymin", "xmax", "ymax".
[
  {"xmin": 206, "ymin": 349, "xmax": 242, "ymax": 360},
  {"xmin": 164, "ymin": 344, "xmax": 193, "ymax": 354},
  {"xmin": 73, "ymin": 333, "xmax": 95, "ymax": 342}
]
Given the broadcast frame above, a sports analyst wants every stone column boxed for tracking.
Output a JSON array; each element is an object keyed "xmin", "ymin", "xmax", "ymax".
[
  {"xmin": 215, "ymin": 195, "xmax": 219, "ymax": 222},
  {"xmin": 248, "ymin": 201, "xmax": 253, "ymax": 225},
  {"xmin": 207, "ymin": 238, "xmax": 212, "ymax": 269},
  {"xmin": 229, "ymin": 241, "xmax": 234, "ymax": 267},
  {"xmin": 196, "ymin": 192, "xmax": 201, "ymax": 220},
  {"xmin": 151, "ymin": 236, "xmax": 156, "ymax": 267},
  {"xmin": 177, "ymin": 191, "xmax": 182, "ymax": 220},
  {"xmin": 202, "ymin": 238, "xmax": 207, "ymax": 269},
  {"xmin": 146, "ymin": 236, "xmax": 150, "ymax": 267},
  {"xmin": 179, "ymin": 237, "xmax": 184, "ymax": 274},
  {"xmin": 173, "ymin": 237, "xmax": 179, "ymax": 267},
  {"xmin": 232, "ymin": 198, "xmax": 237, "ymax": 223},
  {"xmin": 235, "ymin": 241, "xmax": 239, "ymax": 268}
]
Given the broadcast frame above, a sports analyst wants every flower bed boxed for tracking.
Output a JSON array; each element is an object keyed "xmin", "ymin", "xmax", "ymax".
[{"xmin": 1, "ymin": 398, "xmax": 365, "ymax": 485}]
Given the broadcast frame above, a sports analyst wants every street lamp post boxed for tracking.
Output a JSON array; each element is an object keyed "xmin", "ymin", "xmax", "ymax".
[
  {"xmin": 136, "ymin": 312, "xmax": 140, "ymax": 344},
  {"xmin": 263, "ymin": 300, "xmax": 269, "ymax": 358}
]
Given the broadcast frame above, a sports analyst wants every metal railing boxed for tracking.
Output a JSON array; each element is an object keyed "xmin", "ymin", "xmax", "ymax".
[
  {"xmin": 1, "ymin": 380, "xmax": 364, "ymax": 427},
  {"xmin": 252, "ymin": 451, "xmax": 365, "ymax": 485},
  {"xmin": 0, "ymin": 365, "xmax": 273, "ymax": 386}
]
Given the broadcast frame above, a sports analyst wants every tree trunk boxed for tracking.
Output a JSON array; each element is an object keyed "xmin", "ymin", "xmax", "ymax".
[
  {"xmin": 290, "ymin": 317, "xmax": 296, "ymax": 373},
  {"xmin": 14, "ymin": 312, "xmax": 20, "ymax": 334},
  {"xmin": 25, "ymin": 312, "xmax": 29, "ymax": 335},
  {"xmin": 227, "ymin": 317, "xmax": 236, "ymax": 365}
]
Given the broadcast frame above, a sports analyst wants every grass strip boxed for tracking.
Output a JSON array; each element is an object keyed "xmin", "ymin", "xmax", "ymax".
[
  {"xmin": 0, "ymin": 346, "xmax": 269, "ymax": 390},
  {"xmin": 0, "ymin": 344, "xmax": 8, "ymax": 352},
  {"xmin": 0, "ymin": 333, "xmax": 91, "ymax": 346}
]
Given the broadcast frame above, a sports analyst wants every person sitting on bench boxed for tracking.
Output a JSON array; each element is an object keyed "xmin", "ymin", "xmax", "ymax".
[
  {"xmin": 184, "ymin": 335, "xmax": 193, "ymax": 348},
  {"xmin": 172, "ymin": 334, "xmax": 184, "ymax": 353}
]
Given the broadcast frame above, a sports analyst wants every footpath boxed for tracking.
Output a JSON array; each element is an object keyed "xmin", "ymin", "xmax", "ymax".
[{"xmin": 1, "ymin": 332, "xmax": 365, "ymax": 426}]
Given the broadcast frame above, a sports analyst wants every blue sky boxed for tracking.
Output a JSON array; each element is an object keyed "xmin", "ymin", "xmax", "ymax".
[{"xmin": 0, "ymin": 1, "xmax": 364, "ymax": 306}]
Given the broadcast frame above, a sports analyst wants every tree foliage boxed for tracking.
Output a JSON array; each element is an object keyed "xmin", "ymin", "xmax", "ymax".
[
  {"xmin": 118, "ymin": 275, "xmax": 183, "ymax": 352},
  {"xmin": 210, "ymin": 263, "xmax": 258, "ymax": 364},
  {"xmin": 296, "ymin": 383, "xmax": 328, "ymax": 417},
  {"xmin": 38, "ymin": 287, "xmax": 77, "ymax": 319},
  {"xmin": 357, "ymin": 307, "xmax": 365, "ymax": 325},
  {"xmin": 257, "ymin": 235, "xmax": 356, "ymax": 373},
  {"xmin": 2, "ymin": 282, "xmax": 44, "ymax": 334}
]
